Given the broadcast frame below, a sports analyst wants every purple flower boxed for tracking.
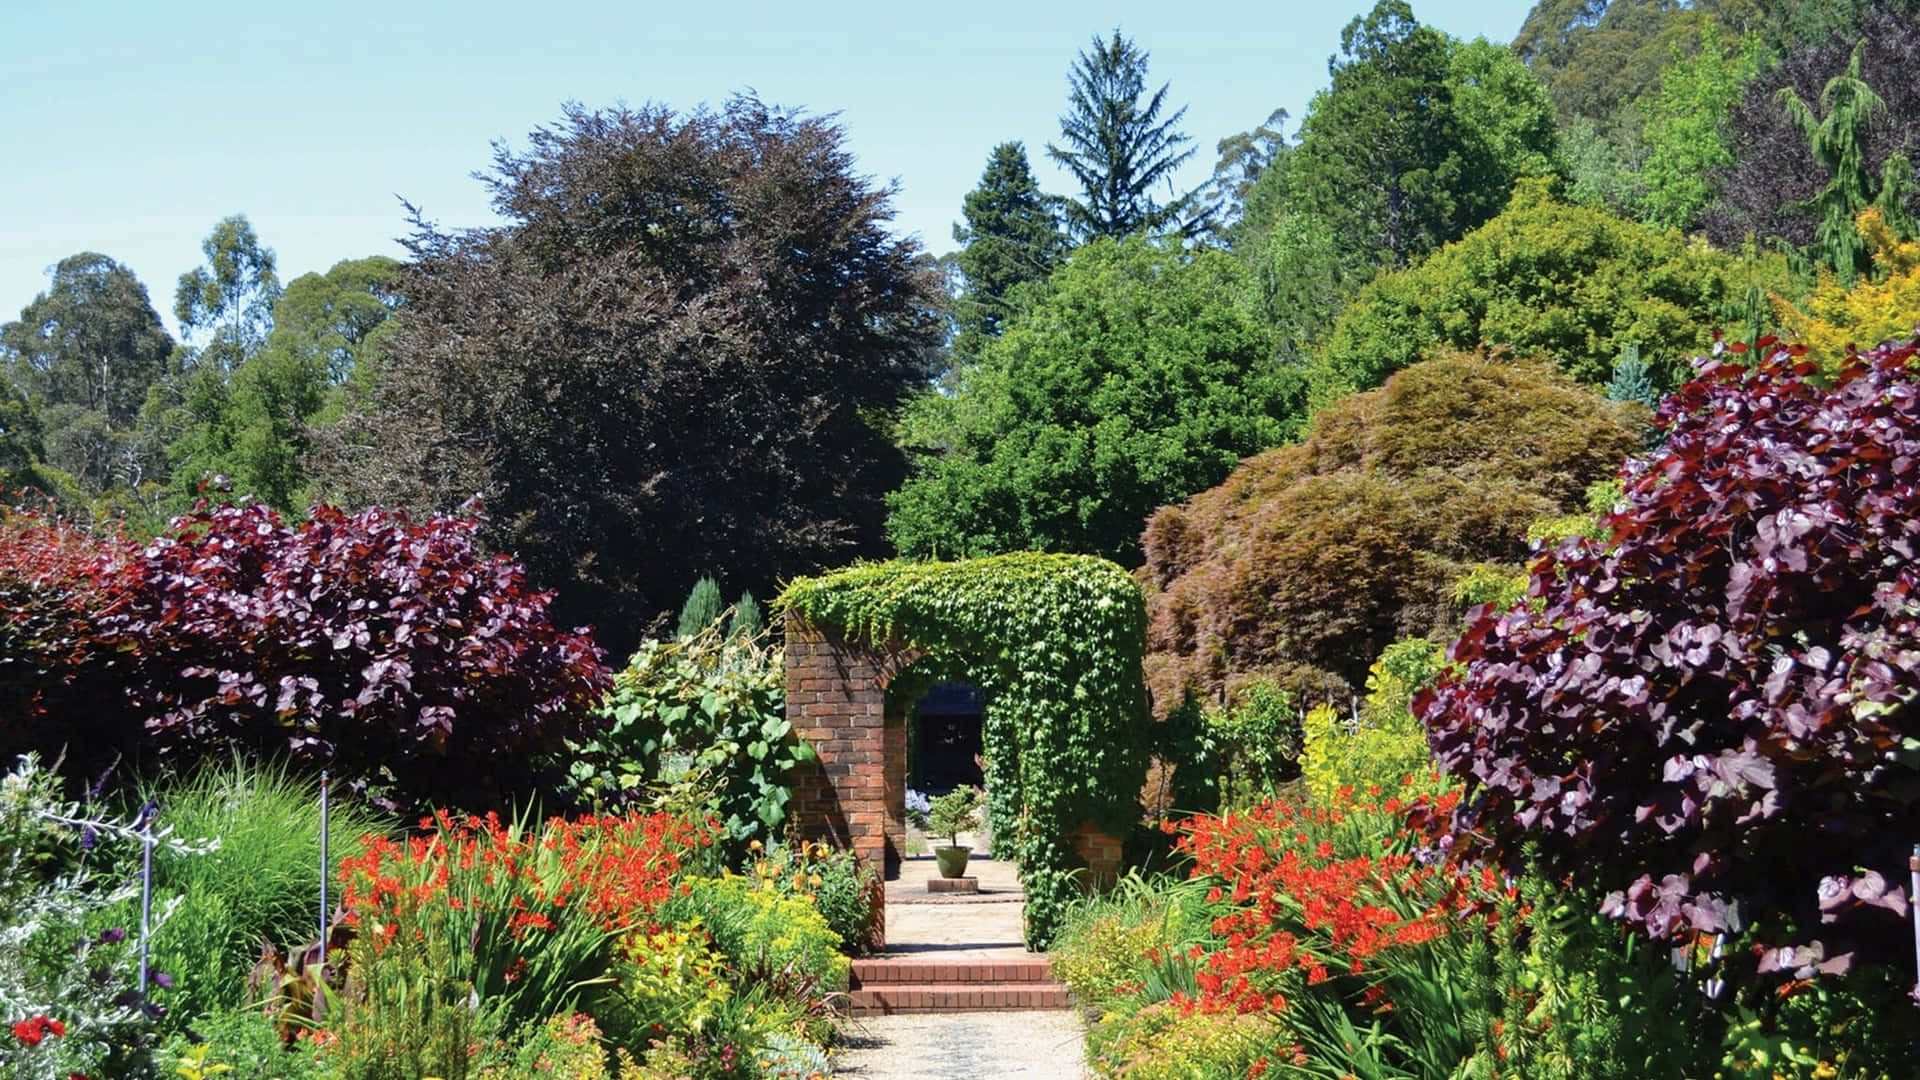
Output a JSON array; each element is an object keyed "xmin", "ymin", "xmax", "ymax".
[
  {"xmin": 152, "ymin": 972, "xmax": 173, "ymax": 989},
  {"xmin": 98, "ymin": 927, "xmax": 126, "ymax": 945}
]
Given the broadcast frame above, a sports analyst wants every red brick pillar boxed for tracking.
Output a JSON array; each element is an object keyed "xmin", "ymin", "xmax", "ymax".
[{"xmin": 785, "ymin": 613, "xmax": 891, "ymax": 942}]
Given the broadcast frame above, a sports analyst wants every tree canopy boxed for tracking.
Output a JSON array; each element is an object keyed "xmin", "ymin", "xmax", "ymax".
[
  {"xmin": 0, "ymin": 252, "xmax": 176, "ymax": 497},
  {"xmin": 887, "ymin": 236, "xmax": 1302, "ymax": 566},
  {"xmin": 1313, "ymin": 178, "xmax": 1795, "ymax": 397},
  {"xmin": 314, "ymin": 98, "xmax": 945, "ymax": 657},
  {"xmin": 204, "ymin": 256, "xmax": 402, "ymax": 511},
  {"xmin": 1285, "ymin": 2, "xmax": 1559, "ymax": 273}
]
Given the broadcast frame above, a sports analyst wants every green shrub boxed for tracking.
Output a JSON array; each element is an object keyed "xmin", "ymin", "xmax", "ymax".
[
  {"xmin": 331, "ymin": 894, "xmax": 510, "ymax": 1080},
  {"xmin": 724, "ymin": 593, "xmax": 763, "ymax": 642},
  {"xmin": 119, "ymin": 758, "xmax": 390, "ymax": 1028},
  {"xmin": 560, "ymin": 624, "xmax": 809, "ymax": 860},
  {"xmin": 159, "ymin": 1006, "xmax": 332, "ymax": 1080},
  {"xmin": 478, "ymin": 1013, "xmax": 609, "ymax": 1080},
  {"xmin": 1087, "ymin": 1003, "xmax": 1281, "ymax": 1080},
  {"xmin": 1051, "ymin": 871, "xmax": 1214, "ymax": 1013},
  {"xmin": 1312, "ymin": 177, "xmax": 1794, "ymax": 396},
  {"xmin": 660, "ymin": 875, "xmax": 848, "ymax": 995},
  {"xmin": 1299, "ymin": 638, "xmax": 1444, "ymax": 805},
  {"xmin": 744, "ymin": 840, "xmax": 881, "ymax": 956},
  {"xmin": 804, "ymin": 846, "xmax": 882, "ymax": 956},
  {"xmin": 1203, "ymin": 681, "xmax": 1301, "ymax": 812}
]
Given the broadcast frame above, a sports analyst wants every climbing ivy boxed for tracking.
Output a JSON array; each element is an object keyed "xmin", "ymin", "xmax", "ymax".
[{"xmin": 778, "ymin": 552, "xmax": 1151, "ymax": 948}]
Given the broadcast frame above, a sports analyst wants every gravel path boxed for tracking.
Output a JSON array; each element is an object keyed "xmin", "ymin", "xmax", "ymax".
[{"xmin": 832, "ymin": 1011, "xmax": 1087, "ymax": 1079}]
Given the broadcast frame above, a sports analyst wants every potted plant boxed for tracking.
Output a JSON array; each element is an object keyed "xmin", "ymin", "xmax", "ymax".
[{"xmin": 920, "ymin": 786, "xmax": 983, "ymax": 878}]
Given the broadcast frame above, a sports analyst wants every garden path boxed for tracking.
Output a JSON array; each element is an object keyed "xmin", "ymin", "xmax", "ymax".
[{"xmin": 832, "ymin": 854, "xmax": 1088, "ymax": 1079}]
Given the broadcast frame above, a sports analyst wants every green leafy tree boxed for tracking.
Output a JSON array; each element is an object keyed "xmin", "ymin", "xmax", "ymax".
[
  {"xmin": 1313, "ymin": 178, "xmax": 1796, "ymax": 397},
  {"xmin": 1227, "ymin": 34, "xmax": 1552, "ymax": 355},
  {"xmin": 1235, "ymin": 200, "xmax": 1353, "ymax": 362},
  {"xmin": 1207, "ymin": 108, "xmax": 1291, "ymax": 235},
  {"xmin": 1637, "ymin": 22, "xmax": 1764, "ymax": 231},
  {"xmin": 950, "ymin": 142, "xmax": 1068, "ymax": 360},
  {"xmin": 173, "ymin": 215, "xmax": 281, "ymax": 364},
  {"xmin": 149, "ymin": 216, "xmax": 286, "ymax": 508},
  {"xmin": 888, "ymin": 236, "xmax": 1303, "ymax": 565},
  {"xmin": 216, "ymin": 256, "xmax": 401, "ymax": 510},
  {"xmin": 1562, "ymin": 115, "xmax": 1646, "ymax": 212},
  {"xmin": 1, "ymin": 253, "xmax": 175, "ymax": 427},
  {"xmin": 1515, "ymin": 0, "xmax": 1730, "ymax": 123},
  {"xmin": 0, "ymin": 253, "xmax": 176, "ymax": 496},
  {"xmin": 1288, "ymin": 1, "xmax": 1460, "ymax": 271},
  {"xmin": 0, "ymin": 386, "xmax": 52, "ymax": 496},
  {"xmin": 313, "ymin": 98, "xmax": 945, "ymax": 659},
  {"xmin": 1289, "ymin": 3, "xmax": 1557, "ymax": 273},
  {"xmin": 1446, "ymin": 37, "xmax": 1562, "ymax": 229},
  {"xmin": 1047, "ymin": 30, "xmax": 1200, "ymax": 241}
]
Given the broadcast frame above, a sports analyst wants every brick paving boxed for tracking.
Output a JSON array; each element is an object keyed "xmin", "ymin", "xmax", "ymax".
[{"xmin": 833, "ymin": 854, "xmax": 1088, "ymax": 1077}]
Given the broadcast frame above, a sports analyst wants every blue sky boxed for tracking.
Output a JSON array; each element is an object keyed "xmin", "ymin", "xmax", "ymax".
[{"xmin": 2, "ymin": 0, "xmax": 1536, "ymax": 331}]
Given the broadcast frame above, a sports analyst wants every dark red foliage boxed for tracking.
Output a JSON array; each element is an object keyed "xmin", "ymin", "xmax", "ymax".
[
  {"xmin": 1418, "ymin": 337, "xmax": 1920, "ymax": 980},
  {"xmin": 0, "ymin": 511, "xmax": 131, "ymax": 752},
  {"xmin": 1, "ymin": 502, "xmax": 611, "ymax": 809}
]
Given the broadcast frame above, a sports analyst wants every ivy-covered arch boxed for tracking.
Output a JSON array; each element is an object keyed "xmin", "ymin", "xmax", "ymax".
[{"xmin": 777, "ymin": 553, "xmax": 1152, "ymax": 948}]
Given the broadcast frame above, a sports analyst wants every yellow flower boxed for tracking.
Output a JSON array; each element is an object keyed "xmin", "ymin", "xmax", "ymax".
[{"xmin": 749, "ymin": 839, "xmax": 764, "ymax": 852}]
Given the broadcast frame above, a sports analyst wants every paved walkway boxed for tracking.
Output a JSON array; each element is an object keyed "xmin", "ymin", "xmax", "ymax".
[{"xmin": 833, "ymin": 854, "xmax": 1088, "ymax": 1079}]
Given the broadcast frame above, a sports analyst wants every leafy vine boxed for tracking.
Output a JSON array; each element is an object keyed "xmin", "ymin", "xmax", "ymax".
[{"xmin": 778, "ymin": 552, "xmax": 1151, "ymax": 948}]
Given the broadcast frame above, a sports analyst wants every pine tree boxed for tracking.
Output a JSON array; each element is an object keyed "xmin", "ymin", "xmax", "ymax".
[
  {"xmin": 1047, "ymin": 30, "xmax": 1200, "ymax": 241},
  {"xmin": 676, "ymin": 575, "xmax": 724, "ymax": 638},
  {"xmin": 726, "ymin": 592, "xmax": 764, "ymax": 641},
  {"xmin": 951, "ymin": 143, "xmax": 1068, "ymax": 360},
  {"xmin": 1606, "ymin": 344, "xmax": 1659, "ymax": 407}
]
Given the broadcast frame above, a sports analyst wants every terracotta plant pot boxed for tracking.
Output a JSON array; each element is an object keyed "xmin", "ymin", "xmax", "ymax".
[{"xmin": 934, "ymin": 845, "xmax": 972, "ymax": 879}]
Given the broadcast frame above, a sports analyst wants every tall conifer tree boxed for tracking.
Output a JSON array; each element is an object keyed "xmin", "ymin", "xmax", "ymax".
[
  {"xmin": 1047, "ymin": 30, "xmax": 1200, "ymax": 241},
  {"xmin": 951, "ymin": 142, "xmax": 1068, "ymax": 360}
]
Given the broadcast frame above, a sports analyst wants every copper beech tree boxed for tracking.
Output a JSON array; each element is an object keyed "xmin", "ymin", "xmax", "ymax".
[{"xmin": 315, "ymin": 97, "xmax": 946, "ymax": 657}]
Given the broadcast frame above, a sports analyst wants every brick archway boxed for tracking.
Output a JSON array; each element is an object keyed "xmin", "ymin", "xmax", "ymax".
[{"xmin": 783, "ymin": 612, "xmax": 1124, "ymax": 947}]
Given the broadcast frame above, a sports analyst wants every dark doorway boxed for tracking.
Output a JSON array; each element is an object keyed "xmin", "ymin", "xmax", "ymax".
[{"xmin": 911, "ymin": 682, "xmax": 984, "ymax": 793}]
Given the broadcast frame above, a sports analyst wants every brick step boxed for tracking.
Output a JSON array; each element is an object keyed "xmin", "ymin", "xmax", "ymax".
[
  {"xmin": 850, "ymin": 957, "xmax": 1056, "ymax": 986},
  {"xmin": 846, "ymin": 982, "xmax": 1073, "ymax": 1015}
]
